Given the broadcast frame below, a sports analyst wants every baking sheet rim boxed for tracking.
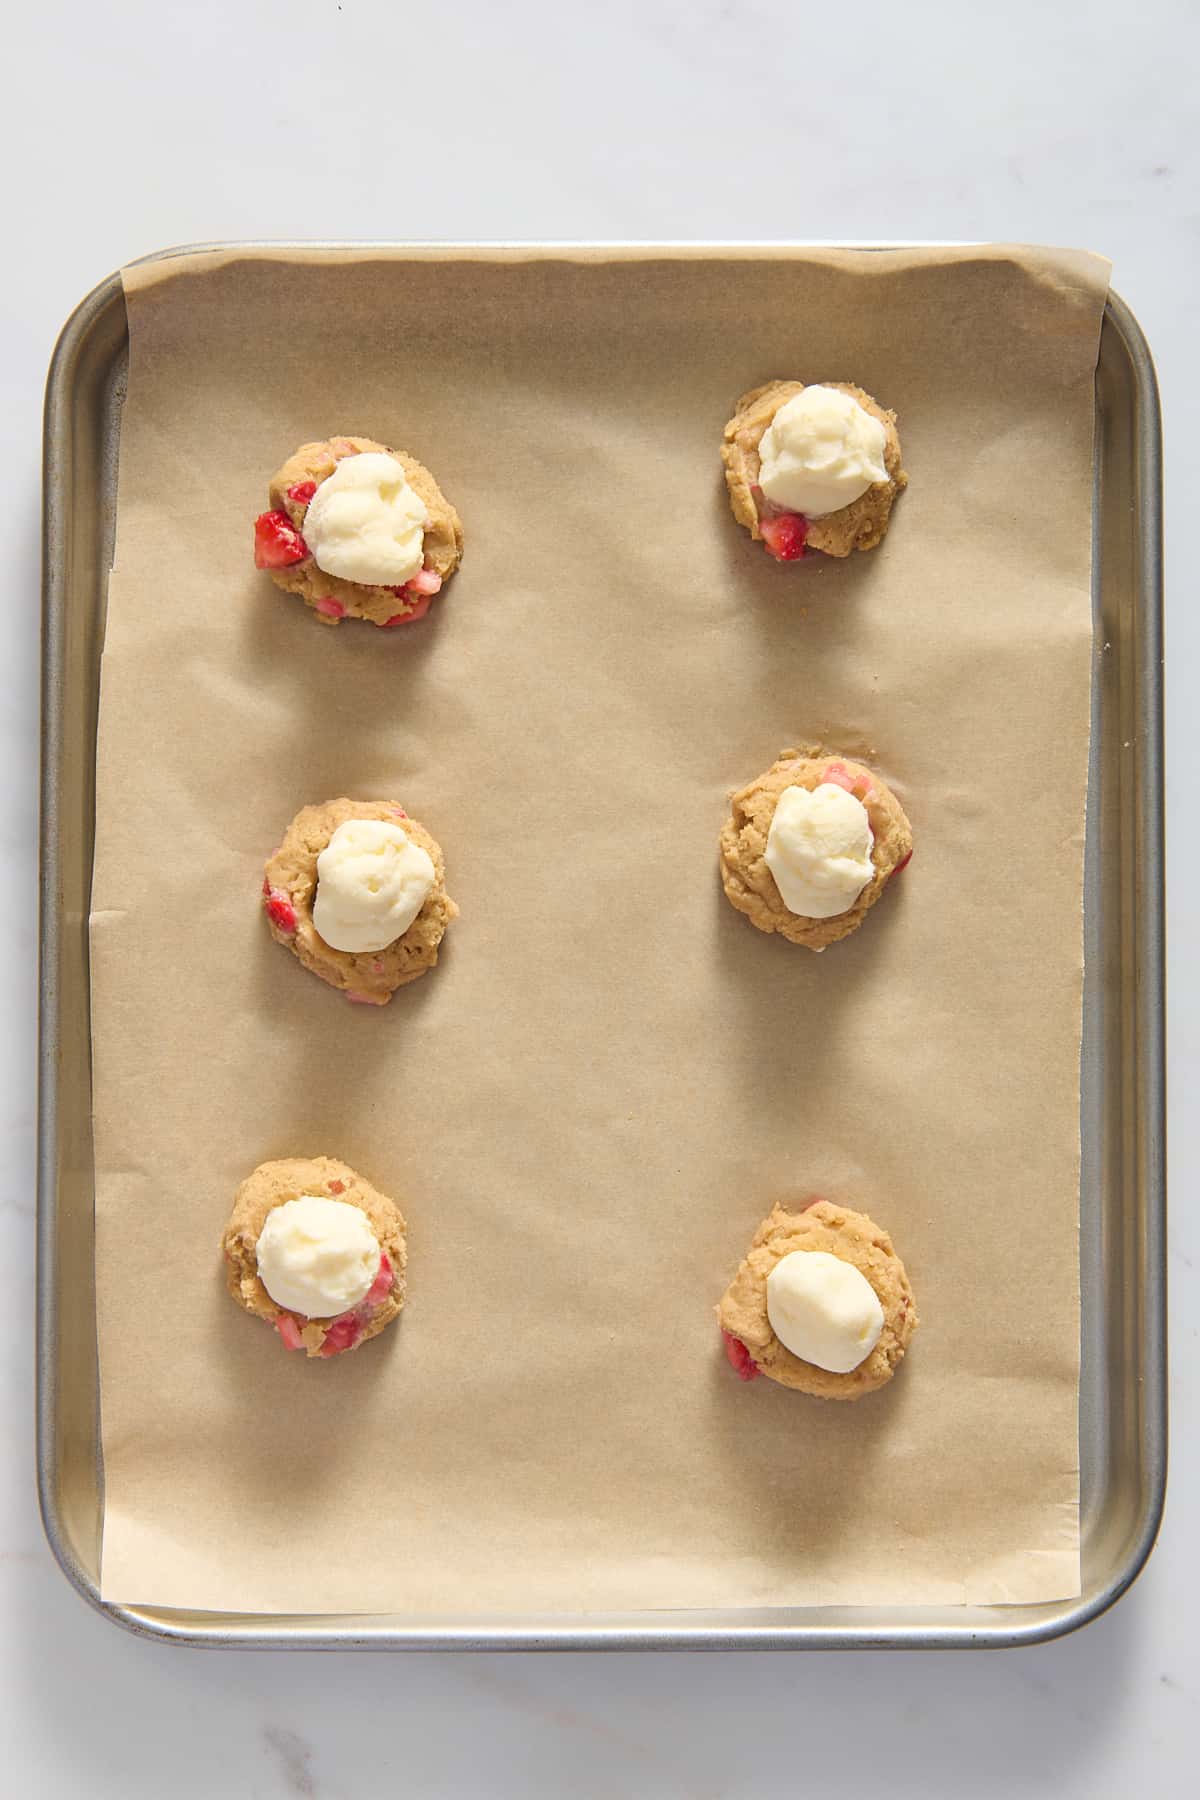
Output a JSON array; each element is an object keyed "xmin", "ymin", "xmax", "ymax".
[{"xmin": 37, "ymin": 244, "xmax": 1166, "ymax": 1650}]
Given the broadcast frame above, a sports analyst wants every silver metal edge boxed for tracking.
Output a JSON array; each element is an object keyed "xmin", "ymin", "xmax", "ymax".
[
  {"xmin": 998, "ymin": 287, "xmax": 1168, "ymax": 1648},
  {"xmin": 36, "ymin": 251, "xmax": 1166, "ymax": 1651},
  {"xmin": 37, "ymin": 268, "xmax": 124, "ymax": 1626}
]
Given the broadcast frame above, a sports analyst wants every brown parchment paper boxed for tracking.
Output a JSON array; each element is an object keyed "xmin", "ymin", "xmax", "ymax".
[{"xmin": 92, "ymin": 246, "xmax": 1108, "ymax": 1613}]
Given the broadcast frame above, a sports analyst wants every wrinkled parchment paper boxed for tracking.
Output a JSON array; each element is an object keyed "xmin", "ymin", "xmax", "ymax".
[{"xmin": 92, "ymin": 246, "xmax": 1108, "ymax": 1612}]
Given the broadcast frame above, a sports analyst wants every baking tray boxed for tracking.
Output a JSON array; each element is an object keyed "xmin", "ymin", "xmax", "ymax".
[{"xmin": 37, "ymin": 245, "xmax": 1165, "ymax": 1650}]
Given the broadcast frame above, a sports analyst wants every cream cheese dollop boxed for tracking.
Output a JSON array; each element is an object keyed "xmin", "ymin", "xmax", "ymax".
[
  {"xmin": 313, "ymin": 818, "xmax": 435, "ymax": 953},
  {"xmin": 764, "ymin": 783, "xmax": 874, "ymax": 919},
  {"xmin": 766, "ymin": 1249, "xmax": 884, "ymax": 1374},
  {"xmin": 757, "ymin": 386, "xmax": 888, "ymax": 518},
  {"xmin": 256, "ymin": 1195, "xmax": 380, "ymax": 1319},
  {"xmin": 303, "ymin": 452, "xmax": 429, "ymax": 586}
]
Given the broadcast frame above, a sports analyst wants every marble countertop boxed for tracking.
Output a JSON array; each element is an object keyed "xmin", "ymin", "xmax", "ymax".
[{"xmin": 4, "ymin": 1, "xmax": 1194, "ymax": 1792}]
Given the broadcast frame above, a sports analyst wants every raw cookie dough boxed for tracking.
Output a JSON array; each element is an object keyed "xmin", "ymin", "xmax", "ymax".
[
  {"xmin": 717, "ymin": 1199, "xmax": 918, "ymax": 1399},
  {"xmin": 264, "ymin": 798, "xmax": 458, "ymax": 1003},
  {"xmin": 253, "ymin": 434, "xmax": 464, "ymax": 626},
  {"xmin": 719, "ymin": 747, "xmax": 912, "ymax": 950},
  {"xmin": 722, "ymin": 381, "xmax": 906, "ymax": 558},
  {"xmin": 222, "ymin": 1156, "xmax": 407, "ymax": 1358}
]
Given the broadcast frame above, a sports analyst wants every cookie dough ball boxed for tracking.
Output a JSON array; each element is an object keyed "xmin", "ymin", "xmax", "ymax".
[
  {"xmin": 263, "ymin": 799, "xmax": 458, "ymax": 1004},
  {"xmin": 719, "ymin": 748, "xmax": 912, "ymax": 951},
  {"xmin": 717, "ymin": 1199, "xmax": 917, "ymax": 1399},
  {"xmin": 222, "ymin": 1157, "xmax": 406, "ymax": 1358},
  {"xmin": 252, "ymin": 434, "xmax": 463, "ymax": 627},
  {"xmin": 722, "ymin": 381, "xmax": 906, "ymax": 559}
]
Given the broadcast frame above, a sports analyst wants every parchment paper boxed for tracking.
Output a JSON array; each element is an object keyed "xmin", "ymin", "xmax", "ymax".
[{"xmin": 92, "ymin": 246, "xmax": 1108, "ymax": 1612}]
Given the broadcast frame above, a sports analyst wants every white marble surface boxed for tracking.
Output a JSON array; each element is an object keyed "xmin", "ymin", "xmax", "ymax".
[{"xmin": 4, "ymin": 1, "xmax": 1195, "ymax": 1792}]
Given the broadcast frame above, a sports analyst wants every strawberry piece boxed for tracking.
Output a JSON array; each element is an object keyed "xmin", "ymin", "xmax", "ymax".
[
  {"xmin": 363, "ymin": 1251, "xmax": 394, "ymax": 1310},
  {"xmin": 891, "ymin": 847, "xmax": 913, "ymax": 876},
  {"xmin": 263, "ymin": 887, "xmax": 297, "ymax": 934},
  {"xmin": 328, "ymin": 1180, "xmax": 345, "ymax": 1195},
  {"xmin": 314, "ymin": 596, "xmax": 345, "ymax": 619},
  {"xmin": 822, "ymin": 762, "xmax": 873, "ymax": 802},
  {"xmin": 381, "ymin": 593, "xmax": 433, "ymax": 626},
  {"xmin": 275, "ymin": 1313, "xmax": 305, "ymax": 1352},
  {"xmin": 254, "ymin": 510, "xmax": 308, "ymax": 569},
  {"xmin": 346, "ymin": 989, "xmax": 387, "ymax": 1005},
  {"xmin": 759, "ymin": 511, "xmax": 807, "ymax": 561},
  {"xmin": 286, "ymin": 480, "xmax": 317, "ymax": 505},
  {"xmin": 721, "ymin": 1329, "xmax": 760, "ymax": 1382},
  {"xmin": 319, "ymin": 1313, "xmax": 362, "ymax": 1357},
  {"xmin": 389, "ymin": 807, "xmax": 408, "ymax": 819},
  {"xmin": 406, "ymin": 566, "xmax": 443, "ymax": 597}
]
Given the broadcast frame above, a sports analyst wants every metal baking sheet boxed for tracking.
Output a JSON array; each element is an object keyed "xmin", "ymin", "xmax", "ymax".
[{"xmin": 37, "ymin": 245, "xmax": 1165, "ymax": 1650}]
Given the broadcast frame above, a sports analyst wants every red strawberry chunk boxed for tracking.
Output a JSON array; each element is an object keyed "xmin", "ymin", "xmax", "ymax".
[
  {"xmin": 328, "ymin": 1180, "xmax": 345, "ymax": 1195},
  {"xmin": 286, "ymin": 480, "xmax": 317, "ymax": 505},
  {"xmin": 319, "ymin": 1313, "xmax": 363, "ymax": 1357},
  {"xmin": 759, "ymin": 511, "xmax": 807, "ymax": 561},
  {"xmin": 314, "ymin": 596, "xmax": 345, "ymax": 619},
  {"xmin": 364, "ymin": 1252, "xmax": 393, "ymax": 1310},
  {"xmin": 721, "ymin": 1329, "xmax": 760, "ymax": 1381},
  {"xmin": 891, "ymin": 847, "xmax": 913, "ymax": 876},
  {"xmin": 264, "ymin": 887, "xmax": 297, "ymax": 934},
  {"xmin": 381, "ymin": 592, "xmax": 433, "ymax": 626},
  {"xmin": 254, "ymin": 510, "xmax": 308, "ymax": 569},
  {"xmin": 275, "ymin": 1313, "xmax": 305, "ymax": 1352}
]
